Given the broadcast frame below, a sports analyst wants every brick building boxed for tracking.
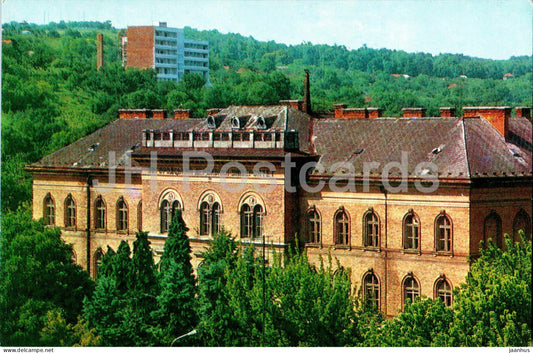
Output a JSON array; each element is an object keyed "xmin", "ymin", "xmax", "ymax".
[
  {"xmin": 27, "ymin": 93, "xmax": 531, "ymax": 316},
  {"xmin": 121, "ymin": 22, "xmax": 209, "ymax": 83}
]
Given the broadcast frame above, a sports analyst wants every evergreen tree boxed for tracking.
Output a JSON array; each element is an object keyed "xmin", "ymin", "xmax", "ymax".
[
  {"xmin": 127, "ymin": 231, "xmax": 159, "ymax": 346},
  {"xmin": 195, "ymin": 231, "xmax": 239, "ymax": 346},
  {"xmin": 83, "ymin": 234, "xmax": 159, "ymax": 346},
  {"xmin": 151, "ymin": 210, "xmax": 197, "ymax": 345}
]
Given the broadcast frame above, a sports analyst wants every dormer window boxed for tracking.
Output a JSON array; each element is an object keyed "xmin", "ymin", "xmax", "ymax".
[
  {"xmin": 231, "ymin": 117, "xmax": 240, "ymax": 129},
  {"xmin": 257, "ymin": 116, "xmax": 267, "ymax": 129},
  {"xmin": 207, "ymin": 116, "xmax": 216, "ymax": 129}
]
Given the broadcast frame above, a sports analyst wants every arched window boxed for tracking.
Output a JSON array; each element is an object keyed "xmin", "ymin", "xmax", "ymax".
[
  {"xmin": 363, "ymin": 209, "xmax": 380, "ymax": 248},
  {"xmin": 513, "ymin": 209, "xmax": 531, "ymax": 241},
  {"xmin": 334, "ymin": 208, "xmax": 350, "ymax": 246},
  {"xmin": 253, "ymin": 204, "xmax": 263, "ymax": 238},
  {"xmin": 403, "ymin": 210, "xmax": 420, "ymax": 250},
  {"xmin": 200, "ymin": 201, "xmax": 210, "ymax": 235},
  {"xmin": 363, "ymin": 272, "xmax": 380, "ymax": 309},
  {"xmin": 306, "ymin": 208, "xmax": 321, "ymax": 245},
  {"xmin": 198, "ymin": 192, "xmax": 223, "ymax": 236},
  {"xmin": 484, "ymin": 211, "xmax": 502, "ymax": 248},
  {"xmin": 137, "ymin": 201, "xmax": 142, "ymax": 232},
  {"xmin": 239, "ymin": 194, "xmax": 264, "ymax": 239},
  {"xmin": 241, "ymin": 204, "xmax": 253, "ymax": 238},
  {"xmin": 435, "ymin": 277, "xmax": 453, "ymax": 307},
  {"xmin": 43, "ymin": 193, "xmax": 55, "ymax": 226},
  {"xmin": 94, "ymin": 196, "xmax": 106, "ymax": 230},
  {"xmin": 403, "ymin": 275, "xmax": 420, "ymax": 304},
  {"xmin": 94, "ymin": 248, "xmax": 104, "ymax": 279},
  {"xmin": 64, "ymin": 194, "xmax": 76, "ymax": 228},
  {"xmin": 116, "ymin": 196, "xmax": 128, "ymax": 231},
  {"xmin": 435, "ymin": 211, "xmax": 452, "ymax": 252},
  {"xmin": 212, "ymin": 202, "xmax": 221, "ymax": 235},
  {"xmin": 160, "ymin": 191, "xmax": 182, "ymax": 233}
]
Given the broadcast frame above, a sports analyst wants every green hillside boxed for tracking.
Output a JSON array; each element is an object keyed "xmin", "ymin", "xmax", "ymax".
[{"xmin": 1, "ymin": 20, "xmax": 531, "ymax": 212}]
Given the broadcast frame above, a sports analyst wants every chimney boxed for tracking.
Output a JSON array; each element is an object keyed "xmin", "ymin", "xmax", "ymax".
[
  {"xmin": 119, "ymin": 109, "xmax": 149, "ymax": 119},
  {"xmin": 206, "ymin": 108, "xmax": 222, "ymax": 116},
  {"xmin": 402, "ymin": 107, "xmax": 426, "ymax": 118},
  {"xmin": 152, "ymin": 109, "xmax": 166, "ymax": 119},
  {"xmin": 333, "ymin": 104, "xmax": 380, "ymax": 119},
  {"xmin": 334, "ymin": 104, "xmax": 348, "ymax": 118},
  {"xmin": 367, "ymin": 107, "xmax": 382, "ymax": 118},
  {"xmin": 279, "ymin": 100, "xmax": 304, "ymax": 111},
  {"xmin": 463, "ymin": 106, "xmax": 511, "ymax": 138},
  {"xmin": 96, "ymin": 33, "xmax": 104, "ymax": 71},
  {"xmin": 159, "ymin": 22, "xmax": 167, "ymax": 27},
  {"xmin": 515, "ymin": 106, "xmax": 531, "ymax": 120},
  {"xmin": 303, "ymin": 70, "xmax": 311, "ymax": 115},
  {"xmin": 440, "ymin": 107, "xmax": 456, "ymax": 118},
  {"xmin": 174, "ymin": 109, "xmax": 191, "ymax": 119}
]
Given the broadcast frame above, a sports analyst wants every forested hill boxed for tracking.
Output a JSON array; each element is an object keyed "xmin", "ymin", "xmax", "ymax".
[{"xmin": 1, "ymin": 20, "xmax": 531, "ymax": 212}]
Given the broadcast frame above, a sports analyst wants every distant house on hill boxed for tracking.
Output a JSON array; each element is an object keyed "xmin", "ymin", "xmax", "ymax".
[{"xmin": 503, "ymin": 73, "xmax": 515, "ymax": 80}]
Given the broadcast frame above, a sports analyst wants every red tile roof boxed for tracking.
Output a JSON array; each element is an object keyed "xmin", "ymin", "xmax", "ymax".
[{"xmin": 29, "ymin": 106, "xmax": 532, "ymax": 181}]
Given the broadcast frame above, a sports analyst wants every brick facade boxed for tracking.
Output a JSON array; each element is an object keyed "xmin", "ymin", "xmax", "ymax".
[
  {"xmin": 28, "ymin": 104, "xmax": 532, "ymax": 317},
  {"xmin": 31, "ymin": 168, "xmax": 531, "ymax": 316},
  {"xmin": 125, "ymin": 26, "xmax": 155, "ymax": 69}
]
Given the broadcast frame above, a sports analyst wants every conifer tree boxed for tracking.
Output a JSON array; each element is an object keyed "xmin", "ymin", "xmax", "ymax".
[
  {"xmin": 196, "ymin": 230, "xmax": 239, "ymax": 346},
  {"xmin": 126, "ymin": 231, "xmax": 159, "ymax": 346},
  {"xmin": 151, "ymin": 210, "xmax": 197, "ymax": 345}
]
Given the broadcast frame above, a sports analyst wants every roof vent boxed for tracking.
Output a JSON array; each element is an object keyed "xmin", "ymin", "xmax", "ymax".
[
  {"xmin": 509, "ymin": 147, "xmax": 521, "ymax": 157},
  {"xmin": 431, "ymin": 145, "xmax": 445, "ymax": 154},
  {"xmin": 88, "ymin": 143, "xmax": 100, "ymax": 152}
]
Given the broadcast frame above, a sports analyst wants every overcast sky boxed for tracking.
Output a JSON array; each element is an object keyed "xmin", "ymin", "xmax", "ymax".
[{"xmin": 1, "ymin": 0, "xmax": 531, "ymax": 60}]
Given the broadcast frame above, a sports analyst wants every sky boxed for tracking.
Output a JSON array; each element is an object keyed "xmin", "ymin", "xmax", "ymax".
[{"xmin": 1, "ymin": 0, "xmax": 532, "ymax": 60}]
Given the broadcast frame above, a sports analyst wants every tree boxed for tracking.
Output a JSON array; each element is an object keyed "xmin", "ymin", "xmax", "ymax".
[
  {"xmin": 448, "ymin": 234, "xmax": 531, "ymax": 347},
  {"xmin": 128, "ymin": 232, "xmax": 159, "ymax": 345},
  {"xmin": 40, "ymin": 310, "xmax": 101, "ymax": 346},
  {"xmin": 262, "ymin": 250, "xmax": 358, "ymax": 346},
  {"xmin": 366, "ymin": 298, "xmax": 453, "ymax": 346},
  {"xmin": 83, "ymin": 233, "xmax": 159, "ymax": 346},
  {"xmin": 151, "ymin": 210, "xmax": 197, "ymax": 345},
  {"xmin": 0, "ymin": 206, "xmax": 94, "ymax": 345},
  {"xmin": 195, "ymin": 231, "xmax": 239, "ymax": 346}
]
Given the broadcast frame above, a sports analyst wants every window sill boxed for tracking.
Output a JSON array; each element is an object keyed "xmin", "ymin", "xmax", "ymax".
[
  {"xmin": 116, "ymin": 230, "xmax": 129, "ymax": 235},
  {"xmin": 433, "ymin": 251, "xmax": 453, "ymax": 257},
  {"xmin": 334, "ymin": 245, "xmax": 351, "ymax": 250},
  {"xmin": 63, "ymin": 226, "xmax": 77, "ymax": 231},
  {"xmin": 362, "ymin": 246, "xmax": 381, "ymax": 252},
  {"xmin": 305, "ymin": 243, "xmax": 322, "ymax": 248},
  {"xmin": 401, "ymin": 249, "xmax": 421, "ymax": 255}
]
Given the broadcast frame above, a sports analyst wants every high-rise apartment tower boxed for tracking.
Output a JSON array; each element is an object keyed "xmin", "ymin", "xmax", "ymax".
[{"xmin": 122, "ymin": 22, "xmax": 209, "ymax": 83}]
